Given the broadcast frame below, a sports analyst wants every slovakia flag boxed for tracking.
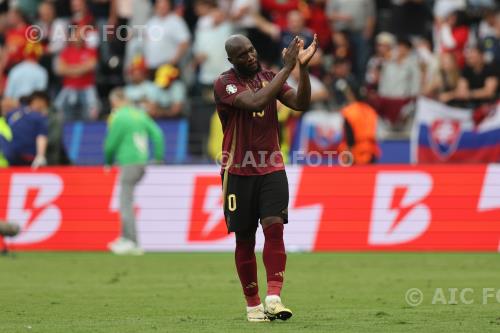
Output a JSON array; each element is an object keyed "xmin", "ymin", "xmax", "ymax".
[
  {"xmin": 296, "ymin": 110, "xmax": 343, "ymax": 159},
  {"xmin": 411, "ymin": 97, "xmax": 500, "ymax": 163}
]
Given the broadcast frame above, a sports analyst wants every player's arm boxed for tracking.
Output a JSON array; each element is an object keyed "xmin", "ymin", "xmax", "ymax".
[
  {"xmin": 232, "ymin": 37, "xmax": 301, "ymax": 113},
  {"xmin": 104, "ymin": 115, "xmax": 124, "ymax": 165},
  {"xmin": 279, "ymin": 35, "xmax": 318, "ymax": 112}
]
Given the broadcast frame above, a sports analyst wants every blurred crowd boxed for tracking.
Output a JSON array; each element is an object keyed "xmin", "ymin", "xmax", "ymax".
[{"xmin": 0, "ymin": 0, "xmax": 499, "ymax": 166}]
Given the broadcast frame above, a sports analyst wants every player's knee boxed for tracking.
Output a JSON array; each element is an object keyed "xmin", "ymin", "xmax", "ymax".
[
  {"xmin": 260, "ymin": 216, "xmax": 283, "ymax": 229},
  {"xmin": 235, "ymin": 231, "xmax": 256, "ymax": 242}
]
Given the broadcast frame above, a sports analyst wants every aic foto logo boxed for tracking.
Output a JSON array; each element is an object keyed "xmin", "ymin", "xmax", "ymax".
[{"xmin": 5, "ymin": 174, "xmax": 63, "ymax": 244}]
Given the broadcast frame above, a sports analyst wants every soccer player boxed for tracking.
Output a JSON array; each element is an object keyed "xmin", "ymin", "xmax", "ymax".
[
  {"xmin": 104, "ymin": 88, "xmax": 165, "ymax": 255},
  {"xmin": 214, "ymin": 34, "xmax": 317, "ymax": 322}
]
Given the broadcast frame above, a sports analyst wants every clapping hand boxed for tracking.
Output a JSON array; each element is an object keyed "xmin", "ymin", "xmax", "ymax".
[{"xmin": 298, "ymin": 34, "xmax": 318, "ymax": 68}]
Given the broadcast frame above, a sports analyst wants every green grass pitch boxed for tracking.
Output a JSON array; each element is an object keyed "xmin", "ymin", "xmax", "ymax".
[{"xmin": 1, "ymin": 252, "xmax": 500, "ymax": 332}]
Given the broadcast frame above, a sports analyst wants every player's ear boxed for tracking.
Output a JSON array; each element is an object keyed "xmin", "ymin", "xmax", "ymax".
[{"xmin": 227, "ymin": 57, "xmax": 233, "ymax": 64}]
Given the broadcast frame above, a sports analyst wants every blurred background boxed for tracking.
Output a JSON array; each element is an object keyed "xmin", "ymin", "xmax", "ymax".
[
  {"xmin": 0, "ymin": 0, "xmax": 498, "ymax": 167},
  {"xmin": 1, "ymin": 5, "xmax": 500, "ymax": 330}
]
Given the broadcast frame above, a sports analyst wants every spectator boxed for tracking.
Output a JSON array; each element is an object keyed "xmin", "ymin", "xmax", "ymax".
[
  {"xmin": 260, "ymin": 0, "xmax": 300, "ymax": 29},
  {"xmin": 69, "ymin": 0, "xmax": 99, "ymax": 49},
  {"xmin": 105, "ymin": 88, "xmax": 164, "ymax": 255},
  {"xmin": 256, "ymin": 10, "xmax": 322, "ymax": 67},
  {"xmin": 433, "ymin": 0, "xmax": 466, "ymax": 23},
  {"xmin": 415, "ymin": 37, "xmax": 439, "ymax": 94},
  {"xmin": 0, "ymin": 114, "xmax": 12, "ymax": 167},
  {"xmin": 454, "ymin": 46, "xmax": 499, "ymax": 106},
  {"xmin": 123, "ymin": 0, "xmax": 153, "ymax": 69},
  {"xmin": 437, "ymin": 10, "xmax": 469, "ymax": 68},
  {"xmin": 372, "ymin": 37, "xmax": 421, "ymax": 127},
  {"xmin": 143, "ymin": 0, "xmax": 190, "ymax": 72},
  {"xmin": 422, "ymin": 52, "xmax": 460, "ymax": 103},
  {"xmin": 191, "ymin": 0, "xmax": 231, "ymax": 149},
  {"xmin": 365, "ymin": 32, "xmax": 395, "ymax": 91},
  {"xmin": 331, "ymin": 30, "xmax": 353, "ymax": 64},
  {"xmin": 35, "ymin": 1, "xmax": 68, "ymax": 55},
  {"xmin": 481, "ymin": 10, "xmax": 500, "ymax": 65},
  {"xmin": 104, "ymin": 0, "xmax": 131, "ymax": 57},
  {"xmin": 305, "ymin": 0, "xmax": 332, "ymax": 51},
  {"xmin": 87, "ymin": 0, "xmax": 119, "ymax": 66},
  {"xmin": 230, "ymin": 0, "xmax": 259, "ymax": 34},
  {"xmin": 4, "ymin": 42, "xmax": 47, "ymax": 100},
  {"xmin": 326, "ymin": 0, "xmax": 376, "ymax": 80},
  {"xmin": 128, "ymin": 0, "xmax": 152, "ymax": 27},
  {"xmin": 192, "ymin": 0, "xmax": 232, "ymax": 90},
  {"xmin": 423, "ymin": 52, "xmax": 460, "ymax": 104},
  {"xmin": 28, "ymin": 90, "xmax": 69, "ymax": 165},
  {"xmin": 125, "ymin": 56, "xmax": 186, "ymax": 118},
  {"xmin": 378, "ymin": 38, "xmax": 421, "ymax": 99},
  {"xmin": 328, "ymin": 57, "xmax": 360, "ymax": 110},
  {"xmin": 229, "ymin": 0, "xmax": 279, "ymax": 66},
  {"xmin": 339, "ymin": 87, "xmax": 380, "ymax": 165},
  {"xmin": 152, "ymin": 63, "xmax": 187, "ymax": 118},
  {"xmin": 390, "ymin": 0, "xmax": 433, "ymax": 39},
  {"xmin": 16, "ymin": 0, "xmax": 44, "ymax": 20},
  {"xmin": 4, "ymin": 93, "xmax": 48, "ymax": 168},
  {"xmin": 55, "ymin": 25, "xmax": 99, "ymax": 121},
  {"xmin": 0, "ymin": 0, "xmax": 8, "ymax": 14},
  {"xmin": 1, "ymin": 8, "xmax": 30, "ymax": 72},
  {"xmin": 478, "ymin": 8, "xmax": 498, "ymax": 40},
  {"xmin": 287, "ymin": 64, "xmax": 329, "ymax": 110},
  {"xmin": 45, "ymin": 0, "xmax": 71, "ymax": 18},
  {"xmin": 87, "ymin": 0, "xmax": 115, "ymax": 28},
  {"xmin": 124, "ymin": 55, "xmax": 160, "ymax": 116},
  {"xmin": 35, "ymin": 0, "xmax": 68, "ymax": 95}
]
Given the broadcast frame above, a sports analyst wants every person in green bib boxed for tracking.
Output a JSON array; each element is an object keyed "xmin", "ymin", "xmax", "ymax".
[
  {"xmin": 0, "ymin": 116, "xmax": 12, "ymax": 168},
  {"xmin": 104, "ymin": 88, "xmax": 165, "ymax": 255}
]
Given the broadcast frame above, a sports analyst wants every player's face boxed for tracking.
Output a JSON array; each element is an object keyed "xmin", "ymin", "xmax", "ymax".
[{"xmin": 230, "ymin": 41, "xmax": 261, "ymax": 77}]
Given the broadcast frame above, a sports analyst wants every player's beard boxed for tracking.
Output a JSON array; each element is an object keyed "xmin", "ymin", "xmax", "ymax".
[{"xmin": 237, "ymin": 61, "xmax": 261, "ymax": 78}]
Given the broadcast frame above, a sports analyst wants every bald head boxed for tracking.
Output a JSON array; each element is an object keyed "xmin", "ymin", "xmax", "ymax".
[
  {"xmin": 225, "ymin": 34, "xmax": 253, "ymax": 59},
  {"xmin": 225, "ymin": 34, "xmax": 260, "ymax": 77}
]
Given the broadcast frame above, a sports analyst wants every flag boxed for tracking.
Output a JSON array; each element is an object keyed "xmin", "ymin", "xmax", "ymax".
[
  {"xmin": 411, "ymin": 97, "xmax": 500, "ymax": 163},
  {"xmin": 294, "ymin": 111, "xmax": 343, "ymax": 162}
]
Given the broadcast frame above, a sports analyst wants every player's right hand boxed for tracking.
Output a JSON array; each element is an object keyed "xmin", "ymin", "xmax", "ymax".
[{"xmin": 282, "ymin": 36, "xmax": 300, "ymax": 71}]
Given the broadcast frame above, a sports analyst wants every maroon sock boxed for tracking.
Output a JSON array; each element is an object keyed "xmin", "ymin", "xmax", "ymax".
[
  {"xmin": 235, "ymin": 239, "xmax": 260, "ymax": 307},
  {"xmin": 263, "ymin": 223, "xmax": 286, "ymax": 296}
]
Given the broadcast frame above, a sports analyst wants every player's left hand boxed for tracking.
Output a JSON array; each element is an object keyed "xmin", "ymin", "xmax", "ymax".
[{"xmin": 298, "ymin": 34, "xmax": 318, "ymax": 68}]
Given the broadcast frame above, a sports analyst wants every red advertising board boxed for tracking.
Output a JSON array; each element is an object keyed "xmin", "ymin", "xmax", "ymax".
[{"xmin": 1, "ymin": 165, "xmax": 499, "ymax": 251}]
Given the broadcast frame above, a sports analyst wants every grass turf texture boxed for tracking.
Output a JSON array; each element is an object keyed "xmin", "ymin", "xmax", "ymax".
[{"xmin": 1, "ymin": 252, "xmax": 500, "ymax": 333}]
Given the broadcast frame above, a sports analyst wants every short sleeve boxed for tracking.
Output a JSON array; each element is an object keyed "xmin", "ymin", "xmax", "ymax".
[
  {"xmin": 214, "ymin": 75, "xmax": 248, "ymax": 107},
  {"xmin": 485, "ymin": 65, "xmax": 498, "ymax": 79},
  {"xmin": 37, "ymin": 115, "xmax": 49, "ymax": 137},
  {"xmin": 172, "ymin": 16, "xmax": 191, "ymax": 44}
]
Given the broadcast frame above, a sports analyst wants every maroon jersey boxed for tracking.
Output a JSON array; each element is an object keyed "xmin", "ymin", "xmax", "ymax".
[{"xmin": 214, "ymin": 68, "xmax": 292, "ymax": 176}]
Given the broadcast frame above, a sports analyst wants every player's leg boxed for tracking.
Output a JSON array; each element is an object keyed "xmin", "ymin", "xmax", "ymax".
[
  {"xmin": 223, "ymin": 173, "xmax": 267, "ymax": 321},
  {"xmin": 235, "ymin": 230, "xmax": 268, "ymax": 322},
  {"xmin": 109, "ymin": 165, "xmax": 145, "ymax": 255},
  {"xmin": 259, "ymin": 170, "xmax": 292, "ymax": 320}
]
